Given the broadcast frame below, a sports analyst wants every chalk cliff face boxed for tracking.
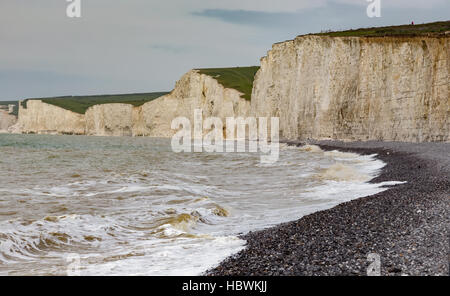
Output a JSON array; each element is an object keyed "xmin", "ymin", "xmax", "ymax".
[
  {"xmin": 18, "ymin": 70, "xmax": 250, "ymax": 137},
  {"xmin": 251, "ymin": 35, "xmax": 449, "ymax": 142},
  {"xmin": 0, "ymin": 110, "xmax": 17, "ymax": 133},
  {"xmin": 17, "ymin": 36, "xmax": 449, "ymax": 142},
  {"xmin": 18, "ymin": 100, "xmax": 85, "ymax": 135},
  {"xmin": 134, "ymin": 70, "xmax": 250, "ymax": 137},
  {"xmin": 85, "ymin": 104, "xmax": 135, "ymax": 136}
]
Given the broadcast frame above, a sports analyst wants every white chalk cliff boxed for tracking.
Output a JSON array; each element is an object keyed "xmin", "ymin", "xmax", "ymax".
[
  {"xmin": 17, "ymin": 35, "xmax": 449, "ymax": 142},
  {"xmin": 18, "ymin": 100, "xmax": 85, "ymax": 135},
  {"xmin": 18, "ymin": 70, "xmax": 250, "ymax": 137},
  {"xmin": 132, "ymin": 70, "xmax": 250, "ymax": 137},
  {"xmin": 0, "ymin": 110, "xmax": 17, "ymax": 133},
  {"xmin": 251, "ymin": 35, "xmax": 449, "ymax": 142}
]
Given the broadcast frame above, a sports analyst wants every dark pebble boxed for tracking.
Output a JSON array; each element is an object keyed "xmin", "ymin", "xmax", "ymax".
[{"xmin": 206, "ymin": 141, "xmax": 449, "ymax": 276}]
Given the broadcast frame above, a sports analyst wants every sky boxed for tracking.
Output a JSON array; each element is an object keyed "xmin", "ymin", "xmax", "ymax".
[{"xmin": 0, "ymin": 0, "xmax": 449, "ymax": 101}]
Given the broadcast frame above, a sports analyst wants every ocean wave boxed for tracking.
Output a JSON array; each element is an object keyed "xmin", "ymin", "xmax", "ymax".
[
  {"xmin": 0, "ymin": 135, "xmax": 406, "ymax": 275},
  {"xmin": 0, "ymin": 214, "xmax": 121, "ymax": 263},
  {"xmin": 316, "ymin": 163, "xmax": 371, "ymax": 182}
]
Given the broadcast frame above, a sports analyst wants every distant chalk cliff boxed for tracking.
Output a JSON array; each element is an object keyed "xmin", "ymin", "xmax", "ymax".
[
  {"xmin": 0, "ymin": 105, "xmax": 18, "ymax": 133},
  {"xmin": 16, "ymin": 34, "xmax": 449, "ymax": 142},
  {"xmin": 18, "ymin": 70, "xmax": 250, "ymax": 137}
]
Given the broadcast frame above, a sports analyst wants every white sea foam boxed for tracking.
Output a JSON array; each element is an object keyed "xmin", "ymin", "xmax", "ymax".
[{"xmin": 0, "ymin": 135, "xmax": 405, "ymax": 275}]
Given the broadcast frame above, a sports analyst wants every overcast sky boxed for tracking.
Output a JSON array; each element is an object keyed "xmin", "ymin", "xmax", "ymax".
[{"xmin": 0, "ymin": 0, "xmax": 448, "ymax": 101}]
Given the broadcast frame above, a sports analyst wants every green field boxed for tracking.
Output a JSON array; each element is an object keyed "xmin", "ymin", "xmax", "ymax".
[
  {"xmin": 315, "ymin": 20, "xmax": 450, "ymax": 37},
  {"xmin": 22, "ymin": 92, "xmax": 169, "ymax": 114},
  {"xmin": 197, "ymin": 66, "xmax": 260, "ymax": 100}
]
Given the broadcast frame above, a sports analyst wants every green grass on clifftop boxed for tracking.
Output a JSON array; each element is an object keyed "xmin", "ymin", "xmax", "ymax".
[
  {"xmin": 23, "ymin": 92, "xmax": 169, "ymax": 114},
  {"xmin": 315, "ymin": 20, "xmax": 450, "ymax": 37},
  {"xmin": 196, "ymin": 66, "xmax": 260, "ymax": 100}
]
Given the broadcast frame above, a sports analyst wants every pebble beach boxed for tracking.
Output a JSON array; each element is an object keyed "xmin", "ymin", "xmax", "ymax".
[{"xmin": 208, "ymin": 141, "xmax": 449, "ymax": 276}]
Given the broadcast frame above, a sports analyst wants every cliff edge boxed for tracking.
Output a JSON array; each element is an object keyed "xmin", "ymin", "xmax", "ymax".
[
  {"xmin": 15, "ymin": 23, "xmax": 449, "ymax": 142},
  {"xmin": 18, "ymin": 69, "xmax": 251, "ymax": 137},
  {"xmin": 251, "ymin": 35, "xmax": 449, "ymax": 142}
]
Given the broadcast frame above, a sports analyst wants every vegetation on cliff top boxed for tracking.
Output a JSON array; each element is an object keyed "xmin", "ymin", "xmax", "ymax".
[
  {"xmin": 196, "ymin": 66, "xmax": 260, "ymax": 100},
  {"xmin": 314, "ymin": 20, "xmax": 450, "ymax": 37},
  {"xmin": 22, "ymin": 92, "xmax": 169, "ymax": 114}
]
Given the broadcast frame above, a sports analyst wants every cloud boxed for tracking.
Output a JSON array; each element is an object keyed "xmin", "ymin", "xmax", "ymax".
[
  {"xmin": 333, "ymin": 0, "xmax": 448, "ymax": 9},
  {"xmin": 191, "ymin": 4, "xmax": 367, "ymax": 32},
  {"xmin": 192, "ymin": 10, "xmax": 297, "ymax": 28},
  {"xmin": 0, "ymin": 0, "xmax": 448, "ymax": 101},
  {"xmin": 193, "ymin": 1, "xmax": 450, "ymax": 30},
  {"xmin": 187, "ymin": 0, "xmax": 326, "ymax": 13},
  {"xmin": 188, "ymin": 0, "xmax": 449, "ymax": 13}
]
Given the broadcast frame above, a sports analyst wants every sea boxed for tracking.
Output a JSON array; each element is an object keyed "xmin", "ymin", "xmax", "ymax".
[{"xmin": 0, "ymin": 134, "xmax": 403, "ymax": 275}]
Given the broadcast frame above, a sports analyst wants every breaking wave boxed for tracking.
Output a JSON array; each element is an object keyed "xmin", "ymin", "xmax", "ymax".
[{"xmin": 0, "ymin": 135, "xmax": 405, "ymax": 275}]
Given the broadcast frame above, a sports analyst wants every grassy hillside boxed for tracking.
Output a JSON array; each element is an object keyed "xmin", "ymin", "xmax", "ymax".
[
  {"xmin": 315, "ymin": 20, "xmax": 450, "ymax": 37},
  {"xmin": 196, "ymin": 66, "xmax": 260, "ymax": 100},
  {"xmin": 22, "ymin": 92, "xmax": 169, "ymax": 114}
]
